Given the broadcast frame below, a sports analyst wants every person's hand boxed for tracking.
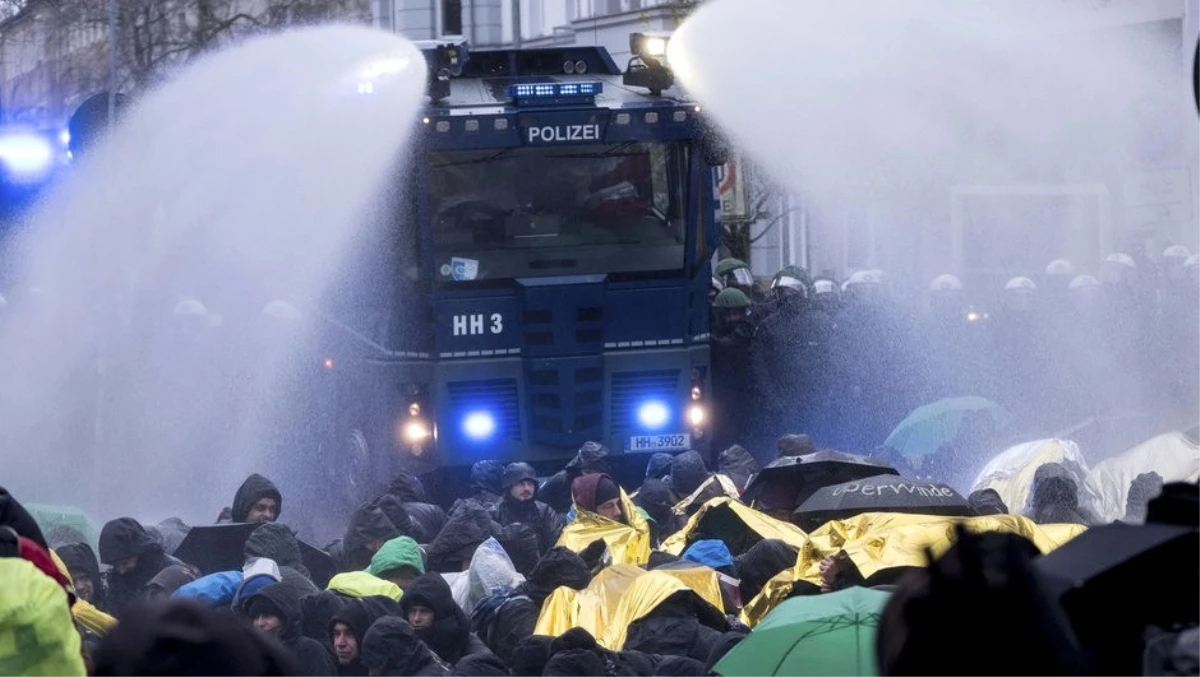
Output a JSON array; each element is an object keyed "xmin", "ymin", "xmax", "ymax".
[{"xmin": 819, "ymin": 555, "xmax": 837, "ymax": 592}]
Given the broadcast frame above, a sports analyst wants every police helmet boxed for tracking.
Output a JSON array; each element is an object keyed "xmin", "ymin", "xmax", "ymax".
[
  {"xmin": 845, "ymin": 269, "xmax": 883, "ymax": 287},
  {"xmin": 1104, "ymin": 253, "xmax": 1136, "ymax": 269},
  {"xmin": 1163, "ymin": 245, "xmax": 1191, "ymax": 260},
  {"xmin": 713, "ymin": 288, "xmax": 751, "ymax": 309},
  {"xmin": 714, "ymin": 258, "xmax": 749, "ymax": 277},
  {"xmin": 1045, "ymin": 259, "xmax": 1075, "ymax": 276},
  {"xmin": 929, "ymin": 274, "xmax": 963, "ymax": 292},
  {"xmin": 1004, "ymin": 277, "xmax": 1037, "ymax": 292},
  {"xmin": 173, "ymin": 299, "xmax": 209, "ymax": 317},
  {"xmin": 812, "ymin": 279, "xmax": 837, "ymax": 295},
  {"xmin": 772, "ymin": 268, "xmax": 808, "ymax": 296},
  {"xmin": 1068, "ymin": 275, "xmax": 1101, "ymax": 290}
]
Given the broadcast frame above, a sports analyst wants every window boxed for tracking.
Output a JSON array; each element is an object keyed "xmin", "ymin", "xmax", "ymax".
[
  {"xmin": 426, "ymin": 142, "xmax": 690, "ymax": 283},
  {"xmin": 441, "ymin": 0, "xmax": 462, "ymax": 36}
]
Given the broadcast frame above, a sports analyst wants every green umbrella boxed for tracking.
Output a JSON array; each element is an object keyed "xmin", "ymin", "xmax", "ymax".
[
  {"xmin": 883, "ymin": 396, "xmax": 1009, "ymax": 458},
  {"xmin": 715, "ymin": 586, "xmax": 890, "ymax": 676},
  {"xmin": 25, "ymin": 503, "xmax": 100, "ymax": 553}
]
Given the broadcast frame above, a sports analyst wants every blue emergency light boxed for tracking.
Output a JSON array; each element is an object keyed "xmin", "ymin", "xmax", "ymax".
[{"xmin": 508, "ymin": 81, "xmax": 602, "ymax": 107}]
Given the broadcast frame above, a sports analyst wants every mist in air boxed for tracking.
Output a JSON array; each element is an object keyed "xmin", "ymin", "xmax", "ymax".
[{"xmin": 0, "ymin": 26, "xmax": 425, "ymax": 528}]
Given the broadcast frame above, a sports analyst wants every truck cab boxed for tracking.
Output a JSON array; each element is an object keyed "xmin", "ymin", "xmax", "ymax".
[{"xmin": 320, "ymin": 38, "xmax": 721, "ymax": 496}]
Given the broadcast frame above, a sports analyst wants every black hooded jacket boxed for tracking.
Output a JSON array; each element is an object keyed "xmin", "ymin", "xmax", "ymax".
[
  {"xmin": 388, "ymin": 471, "xmax": 448, "ymax": 544},
  {"xmin": 718, "ymin": 445, "xmax": 760, "ymax": 493},
  {"xmin": 362, "ymin": 617, "xmax": 450, "ymax": 676},
  {"xmin": 622, "ymin": 591, "xmax": 728, "ymax": 661},
  {"xmin": 329, "ymin": 596, "xmax": 403, "ymax": 676},
  {"xmin": 240, "ymin": 581, "xmax": 334, "ymax": 676},
  {"xmin": 734, "ymin": 539, "xmax": 798, "ymax": 602},
  {"xmin": 633, "ymin": 480, "xmax": 677, "ymax": 547},
  {"xmin": 400, "ymin": 574, "xmax": 495, "ymax": 666},
  {"xmin": 58, "ymin": 541, "xmax": 106, "ymax": 608},
  {"xmin": 99, "ymin": 517, "xmax": 182, "ymax": 619},
  {"xmin": 0, "ymin": 486, "xmax": 47, "ymax": 549},
  {"xmin": 1031, "ymin": 476, "xmax": 1088, "ymax": 525},
  {"xmin": 493, "ymin": 463, "xmax": 564, "ymax": 559},
  {"xmin": 968, "ymin": 489, "xmax": 1009, "ymax": 516},
  {"xmin": 426, "ymin": 505, "xmax": 496, "ymax": 573},
  {"xmin": 245, "ymin": 522, "xmax": 318, "ymax": 598},
  {"xmin": 473, "ymin": 548, "xmax": 591, "ymax": 665},
  {"xmin": 540, "ymin": 442, "xmax": 610, "ymax": 514},
  {"xmin": 342, "ymin": 502, "xmax": 400, "ymax": 571},
  {"xmin": 232, "ymin": 474, "xmax": 283, "ymax": 524},
  {"xmin": 668, "ymin": 451, "xmax": 710, "ymax": 500},
  {"xmin": 469, "ymin": 461, "xmax": 505, "ymax": 509}
]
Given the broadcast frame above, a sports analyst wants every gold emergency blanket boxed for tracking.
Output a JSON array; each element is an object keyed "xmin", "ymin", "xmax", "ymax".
[
  {"xmin": 534, "ymin": 565, "xmax": 724, "ymax": 650},
  {"xmin": 661, "ymin": 497, "xmax": 809, "ymax": 556},
  {"xmin": 556, "ymin": 488, "xmax": 652, "ymax": 566},
  {"xmin": 671, "ymin": 474, "xmax": 743, "ymax": 516},
  {"xmin": 794, "ymin": 512, "xmax": 1087, "ymax": 585}
]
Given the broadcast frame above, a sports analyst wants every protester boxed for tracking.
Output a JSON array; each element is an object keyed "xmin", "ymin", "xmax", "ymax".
[
  {"xmin": 99, "ymin": 517, "xmax": 185, "ymax": 618},
  {"xmin": 366, "ymin": 535, "xmax": 425, "ymax": 590},
  {"xmin": 493, "ymin": 462, "xmax": 563, "ymax": 556},
  {"xmin": 245, "ymin": 522, "xmax": 319, "ymax": 597},
  {"xmin": 571, "ymin": 474, "xmax": 625, "ymax": 523},
  {"xmin": 222, "ymin": 473, "xmax": 283, "ymax": 524},
  {"xmin": 361, "ymin": 616, "xmax": 450, "ymax": 676},
  {"xmin": 57, "ymin": 541, "xmax": 105, "ymax": 608},
  {"xmin": 541, "ymin": 441, "xmax": 611, "ymax": 514},
  {"xmin": 399, "ymin": 573, "xmax": 496, "ymax": 666},
  {"xmin": 329, "ymin": 596, "xmax": 403, "ymax": 676},
  {"xmin": 467, "ymin": 460, "xmax": 505, "ymax": 509},
  {"xmin": 237, "ymin": 581, "xmax": 335, "ymax": 676},
  {"xmin": 387, "ymin": 471, "xmax": 448, "ymax": 544}
]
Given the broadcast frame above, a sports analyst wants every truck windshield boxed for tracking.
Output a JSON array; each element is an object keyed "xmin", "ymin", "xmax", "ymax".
[{"xmin": 427, "ymin": 141, "xmax": 688, "ymax": 283}]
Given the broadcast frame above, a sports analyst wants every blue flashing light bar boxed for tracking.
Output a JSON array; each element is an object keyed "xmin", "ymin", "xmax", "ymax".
[{"xmin": 508, "ymin": 81, "xmax": 602, "ymax": 107}]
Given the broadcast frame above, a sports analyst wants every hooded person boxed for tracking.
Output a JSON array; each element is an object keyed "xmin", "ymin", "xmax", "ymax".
[
  {"xmin": 328, "ymin": 596, "xmax": 404, "ymax": 676},
  {"xmin": 493, "ymin": 462, "xmax": 564, "ymax": 558},
  {"xmin": 1122, "ymin": 471, "xmax": 1164, "ymax": 524},
  {"xmin": 245, "ymin": 522, "xmax": 319, "ymax": 597},
  {"xmin": 668, "ymin": 450, "xmax": 740, "ymax": 517},
  {"xmin": 1030, "ymin": 476, "xmax": 1088, "ymax": 525},
  {"xmin": 238, "ymin": 581, "xmax": 335, "ymax": 676},
  {"xmin": 99, "ymin": 517, "xmax": 183, "ymax": 619},
  {"xmin": 777, "ymin": 434, "xmax": 817, "ymax": 458},
  {"xmin": 471, "ymin": 547, "xmax": 592, "ymax": 665},
  {"xmin": 540, "ymin": 441, "xmax": 611, "ymax": 514},
  {"xmin": 645, "ymin": 453, "xmax": 674, "ymax": 482},
  {"xmin": 571, "ymin": 473, "xmax": 627, "ymax": 524},
  {"xmin": 734, "ymin": 539, "xmax": 798, "ymax": 603},
  {"xmin": 92, "ymin": 598, "xmax": 301, "ymax": 676},
  {"xmin": 0, "ymin": 486, "xmax": 49, "ymax": 549},
  {"xmin": 361, "ymin": 616, "xmax": 451, "ymax": 677},
  {"xmin": 622, "ymin": 589, "xmax": 728, "ymax": 661},
  {"xmin": 452, "ymin": 651, "xmax": 511, "ymax": 676},
  {"xmin": 58, "ymin": 541, "xmax": 106, "ymax": 608},
  {"xmin": 366, "ymin": 536, "xmax": 425, "ymax": 590},
  {"xmin": 144, "ymin": 564, "xmax": 198, "ymax": 600},
  {"xmin": 342, "ymin": 501, "xmax": 401, "ymax": 572},
  {"xmin": 400, "ymin": 573, "xmax": 495, "ymax": 666},
  {"xmin": 633, "ymin": 479, "xmax": 677, "ymax": 547},
  {"xmin": 426, "ymin": 503, "xmax": 498, "ymax": 573},
  {"xmin": 968, "ymin": 488, "xmax": 1009, "ymax": 516},
  {"xmin": 468, "ymin": 460, "xmax": 505, "ymax": 509},
  {"xmin": 224, "ymin": 473, "xmax": 283, "ymax": 524},
  {"xmin": 387, "ymin": 471, "xmax": 448, "ymax": 544},
  {"xmin": 718, "ymin": 445, "xmax": 760, "ymax": 494}
]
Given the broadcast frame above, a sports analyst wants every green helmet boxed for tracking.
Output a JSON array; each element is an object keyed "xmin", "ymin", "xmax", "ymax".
[
  {"xmin": 713, "ymin": 288, "xmax": 751, "ymax": 309},
  {"xmin": 774, "ymin": 265, "xmax": 810, "ymax": 285},
  {"xmin": 714, "ymin": 258, "xmax": 749, "ymax": 277}
]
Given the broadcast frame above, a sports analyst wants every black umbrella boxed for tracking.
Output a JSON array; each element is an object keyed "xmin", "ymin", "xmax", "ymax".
[
  {"xmin": 174, "ymin": 523, "xmax": 336, "ymax": 588},
  {"xmin": 741, "ymin": 450, "xmax": 898, "ymax": 512},
  {"xmin": 1036, "ymin": 522, "xmax": 1198, "ymax": 675},
  {"xmin": 792, "ymin": 475, "xmax": 971, "ymax": 529}
]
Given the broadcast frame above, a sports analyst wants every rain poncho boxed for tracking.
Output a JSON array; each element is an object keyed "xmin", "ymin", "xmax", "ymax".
[
  {"xmin": 718, "ymin": 445, "xmax": 761, "ymax": 493},
  {"xmin": 244, "ymin": 522, "xmax": 317, "ymax": 598},
  {"xmin": 327, "ymin": 571, "xmax": 402, "ymax": 601},
  {"xmin": 615, "ymin": 574, "xmax": 728, "ymax": 657},
  {"xmin": 427, "ymin": 504, "xmax": 497, "ymax": 573},
  {"xmin": 172, "ymin": 570, "xmax": 243, "ymax": 607},
  {"xmin": 557, "ymin": 486, "xmax": 651, "ymax": 566},
  {"xmin": 661, "ymin": 497, "xmax": 808, "ymax": 557},
  {"xmin": 0, "ymin": 558, "xmax": 86, "ymax": 676},
  {"xmin": 1085, "ymin": 431, "xmax": 1200, "ymax": 523},
  {"xmin": 970, "ymin": 438, "xmax": 1100, "ymax": 520},
  {"xmin": 734, "ymin": 538, "xmax": 799, "ymax": 603},
  {"xmin": 447, "ymin": 538, "xmax": 525, "ymax": 616}
]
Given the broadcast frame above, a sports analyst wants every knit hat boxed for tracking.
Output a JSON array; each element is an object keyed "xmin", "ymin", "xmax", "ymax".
[{"xmin": 595, "ymin": 476, "xmax": 621, "ymax": 507}]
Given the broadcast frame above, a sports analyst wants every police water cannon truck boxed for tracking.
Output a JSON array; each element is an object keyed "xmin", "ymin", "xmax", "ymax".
[{"xmin": 318, "ymin": 33, "xmax": 725, "ymax": 496}]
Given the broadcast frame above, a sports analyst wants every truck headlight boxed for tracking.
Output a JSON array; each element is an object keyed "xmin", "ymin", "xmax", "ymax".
[
  {"xmin": 403, "ymin": 420, "xmax": 430, "ymax": 443},
  {"xmin": 687, "ymin": 403, "xmax": 706, "ymax": 427}
]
